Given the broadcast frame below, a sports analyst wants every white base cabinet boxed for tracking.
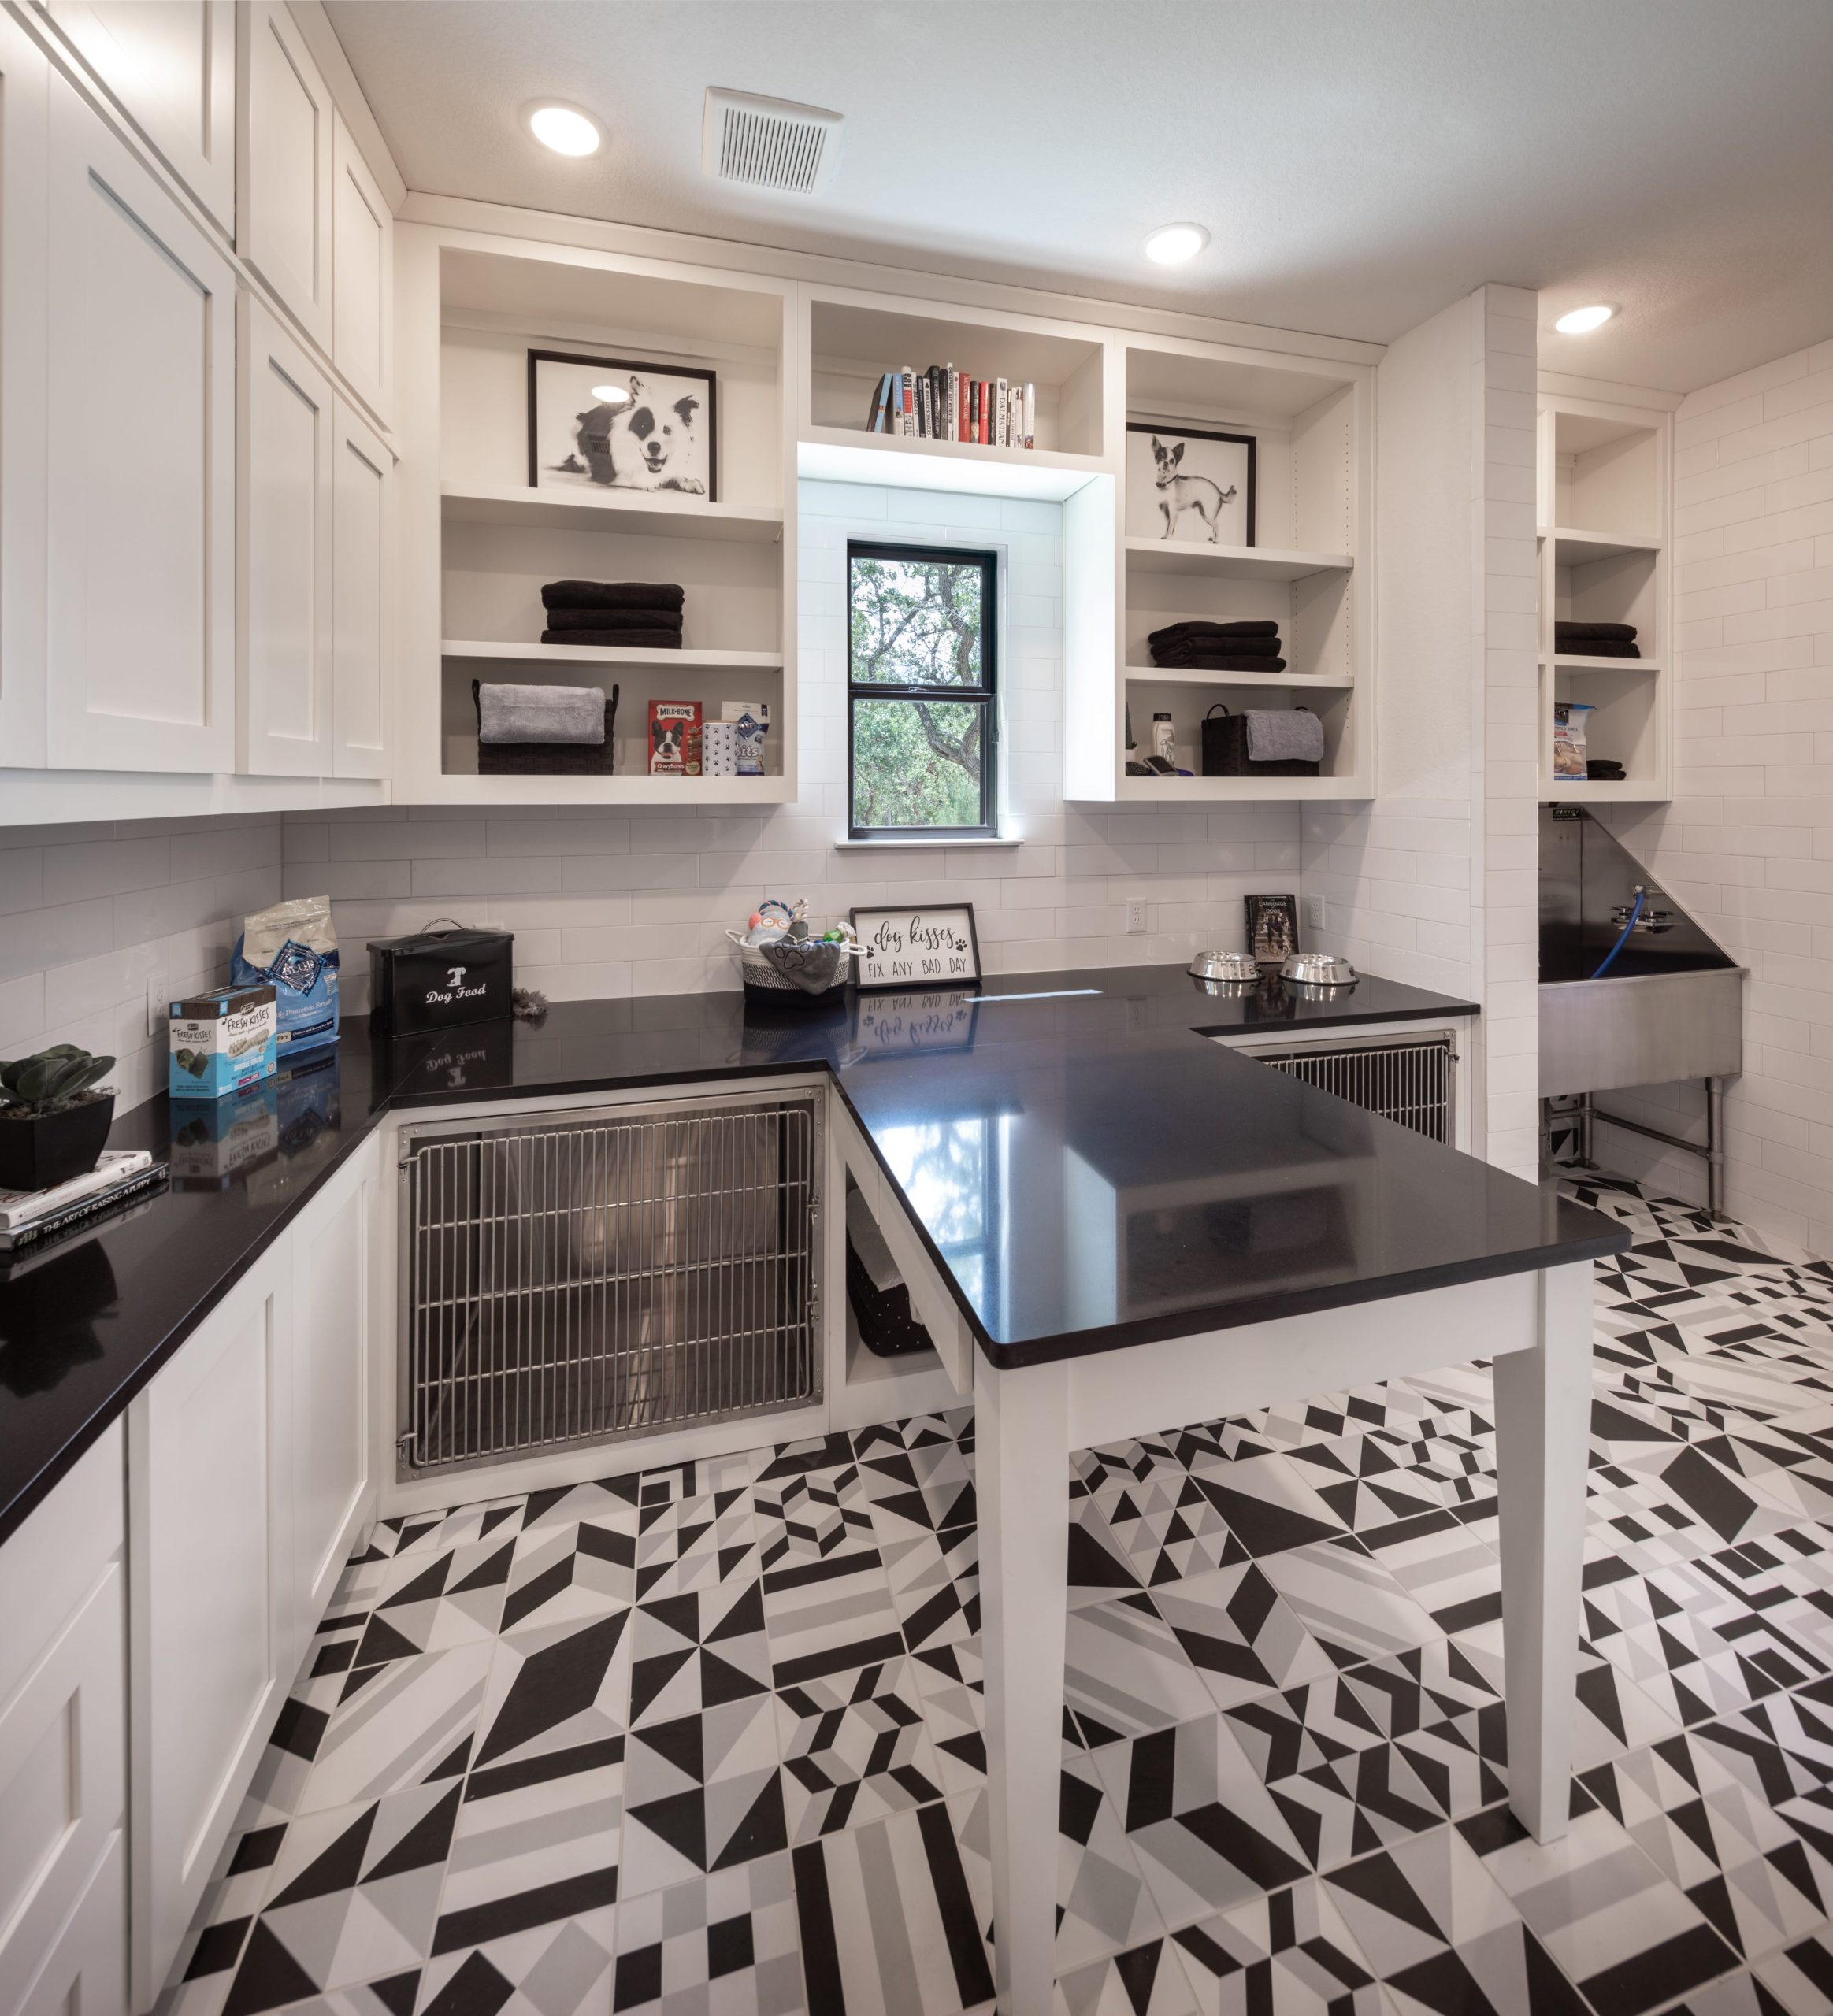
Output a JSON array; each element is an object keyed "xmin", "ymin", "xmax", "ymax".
[
  {"xmin": 128, "ymin": 1132, "xmax": 380, "ymax": 2006},
  {"xmin": 0, "ymin": 1423, "xmax": 127, "ymax": 2016}
]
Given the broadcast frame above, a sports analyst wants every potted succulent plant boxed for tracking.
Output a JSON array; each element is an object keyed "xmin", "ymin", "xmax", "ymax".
[{"xmin": 0, "ymin": 1044, "xmax": 117, "ymax": 1191}]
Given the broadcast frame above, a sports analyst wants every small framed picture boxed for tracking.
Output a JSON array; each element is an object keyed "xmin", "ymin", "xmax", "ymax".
[
  {"xmin": 850, "ymin": 905, "xmax": 981, "ymax": 990},
  {"xmin": 528, "ymin": 350, "xmax": 718, "ymax": 501},
  {"xmin": 1245, "ymin": 893, "xmax": 1299, "ymax": 965},
  {"xmin": 1126, "ymin": 421, "xmax": 1256, "ymax": 547}
]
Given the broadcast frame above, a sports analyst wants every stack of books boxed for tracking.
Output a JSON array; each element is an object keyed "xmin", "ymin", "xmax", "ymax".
[
  {"xmin": 0, "ymin": 1149, "xmax": 167, "ymax": 1251},
  {"xmin": 866, "ymin": 365, "xmax": 1036, "ymax": 449}
]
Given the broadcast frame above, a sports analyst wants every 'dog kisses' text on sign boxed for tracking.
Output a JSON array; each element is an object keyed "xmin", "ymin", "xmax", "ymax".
[{"xmin": 849, "ymin": 905, "xmax": 981, "ymax": 990}]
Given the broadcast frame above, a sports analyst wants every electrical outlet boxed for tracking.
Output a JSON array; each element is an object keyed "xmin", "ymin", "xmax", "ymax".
[
  {"xmin": 146, "ymin": 974, "xmax": 167, "ymax": 1040},
  {"xmin": 1304, "ymin": 895, "xmax": 1327, "ymax": 933},
  {"xmin": 1125, "ymin": 897, "xmax": 1148, "ymax": 935}
]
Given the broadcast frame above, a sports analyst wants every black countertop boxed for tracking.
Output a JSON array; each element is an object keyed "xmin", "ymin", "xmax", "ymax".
[{"xmin": 0, "ymin": 963, "xmax": 1627, "ymax": 1544}]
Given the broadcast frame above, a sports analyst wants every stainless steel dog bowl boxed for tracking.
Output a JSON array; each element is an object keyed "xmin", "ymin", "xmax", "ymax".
[
  {"xmin": 1189, "ymin": 949, "xmax": 1260, "ymax": 982},
  {"xmin": 1281, "ymin": 952, "xmax": 1359, "ymax": 988}
]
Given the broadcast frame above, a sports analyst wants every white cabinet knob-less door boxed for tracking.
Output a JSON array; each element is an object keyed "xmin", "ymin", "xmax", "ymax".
[
  {"xmin": 239, "ymin": 293, "xmax": 336, "ymax": 776},
  {"xmin": 332, "ymin": 398, "xmax": 393, "ymax": 780},
  {"xmin": 332, "ymin": 112, "xmax": 391, "ymax": 426},
  {"xmin": 237, "ymin": 0, "xmax": 334, "ymax": 354},
  {"xmin": 44, "ymin": 75, "xmax": 238, "ymax": 775}
]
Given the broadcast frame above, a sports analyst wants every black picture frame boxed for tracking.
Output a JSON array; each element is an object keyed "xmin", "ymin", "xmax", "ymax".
[
  {"xmin": 1126, "ymin": 421, "xmax": 1257, "ymax": 547},
  {"xmin": 849, "ymin": 905, "xmax": 983, "ymax": 991},
  {"xmin": 1245, "ymin": 893, "xmax": 1300, "ymax": 965},
  {"xmin": 526, "ymin": 349, "xmax": 719, "ymax": 502}
]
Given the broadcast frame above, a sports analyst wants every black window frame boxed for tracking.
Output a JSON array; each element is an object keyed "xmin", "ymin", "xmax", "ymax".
[{"xmin": 846, "ymin": 539, "xmax": 1000, "ymax": 841}]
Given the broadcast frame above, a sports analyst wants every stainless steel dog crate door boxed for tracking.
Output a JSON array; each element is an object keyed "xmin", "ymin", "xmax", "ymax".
[
  {"xmin": 397, "ymin": 1091, "xmax": 821, "ymax": 1478},
  {"xmin": 1247, "ymin": 1034, "xmax": 1456, "ymax": 1143}
]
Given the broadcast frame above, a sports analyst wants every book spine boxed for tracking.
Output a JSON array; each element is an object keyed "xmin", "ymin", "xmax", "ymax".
[
  {"xmin": 979, "ymin": 381, "xmax": 990, "ymax": 444},
  {"xmin": 900, "ymin": 367, "xmax": 915, "ymax": 436},
  {"xmin": 931, "ymin": 366, "xmax": 945, "ymax": 442},
  {"xmin": 866, "ymin": 372, "xmax": 889, "ymax": 433},
  {"xmin": 915, "ymin": 372, "xmax": 928, "ymax": 437},
  {"xmin": 1023, "ymin": 382, "xmax": 1036, "ymax": 449},
  {"xmin": 996, "ymin": 378, "xmax": 1008, "ymax": 447},
  {"xmin": 956, "ymin": 369, "xmax": 967, "ymax": 442},
  {"xmin": 945, "ymin": 365, "xmax": 956, "ymax": 441}
]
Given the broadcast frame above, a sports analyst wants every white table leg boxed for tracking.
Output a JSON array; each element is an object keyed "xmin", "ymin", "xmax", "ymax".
[
  {"xmin": 978, "ymin": 1355, "xmax": 1070, "ymax": 2016},
  {"xmin": 1493, "ymin": 1258, "xmax": 1594, "ymax": 1842}
]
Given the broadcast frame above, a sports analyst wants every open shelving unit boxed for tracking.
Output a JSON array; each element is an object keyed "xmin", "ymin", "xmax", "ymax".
[
  {"xmin": 1536, "ymin": 394, "xmax": 1672, "ymax": 802},
  {"xmin": 395, "ymin": 232, "xmax": 797, "ymax": 802}
]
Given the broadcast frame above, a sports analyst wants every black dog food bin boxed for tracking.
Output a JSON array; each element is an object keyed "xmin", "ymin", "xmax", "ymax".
[{"xmin": 369, "ymin": 923, "xmax": 514, "ymax": 1036}]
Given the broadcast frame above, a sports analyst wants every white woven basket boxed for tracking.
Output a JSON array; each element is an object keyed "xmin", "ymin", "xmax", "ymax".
[{"xmin": 725, "ymin": 932, "xmax": 859, "ymax": 995}]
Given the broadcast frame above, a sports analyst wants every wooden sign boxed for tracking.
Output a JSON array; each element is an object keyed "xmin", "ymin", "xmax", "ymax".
[{"xmin": 849, "ymin": 906, "xmax": 981, "ymax": 990}]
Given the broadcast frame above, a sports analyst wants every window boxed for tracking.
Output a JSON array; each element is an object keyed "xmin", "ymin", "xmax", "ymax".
[{"xmin": 847, "ymin": 541, "xmax": 998, "ymax": 838}]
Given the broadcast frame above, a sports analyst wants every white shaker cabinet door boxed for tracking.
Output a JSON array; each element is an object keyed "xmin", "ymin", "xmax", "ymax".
[
  {"xmin": 332, "ymin": 112, "xmax": 391, "ymax": 424},
  {"xmin": 0, "ymin": 13, "xmax": 48, "ymax": 769},
  {"xmin": 128, "ymin": 1245, "xmax": 292, "ymax": 2009},
  {"xmin": 45, "ymin": 77, "xmax": 237, "ymax": 774},
  {"xmin": 44, "ymin": 0, "xmax": 236, "ymax": 231},
  {"xmin": 284, "ymin": 1136, "xmax": 379, "ymax": 1676},
  {"xmin": 239, "ymin": 293, "xmax": 335, "ymax": 776},
  {"xmin": 237, "ymin": 0, "xmax": 333, "ymax": 352},
  {"xmin": 332, "ymin": 398, "xmax": 391, "ymax": 779}
]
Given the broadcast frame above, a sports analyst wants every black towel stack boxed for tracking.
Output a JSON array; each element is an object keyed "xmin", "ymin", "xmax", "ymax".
[
  {"xmin": 1556, "ymin": 621, "xmax": 1639, "ymax": 659},
  {"xmin": 1148, "ymin": 619, "xmax": 1286, "ymax": 673},
  {"xmin": 540, "ymin": 580, "xmax": 685, "ymax": 650}
]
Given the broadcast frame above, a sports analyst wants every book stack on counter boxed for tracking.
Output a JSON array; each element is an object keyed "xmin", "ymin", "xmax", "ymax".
[
  {"xmin": 866, "ymin": 364, "xmax": 1037, "ymax": 449},
  {"xmin": 0, "ymin": 1149, "xmax": 166, "ymax": 1251}
]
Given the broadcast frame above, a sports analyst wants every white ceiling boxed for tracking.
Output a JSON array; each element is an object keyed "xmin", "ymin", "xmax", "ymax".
[{"xmin": 325, "ymin": 0, "xmax": 1833, "ymax": 394}]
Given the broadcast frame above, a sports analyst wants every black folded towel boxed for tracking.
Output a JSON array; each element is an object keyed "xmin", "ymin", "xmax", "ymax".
[
  {"xmin": 1560, "ymin": 639, "xmax": 1641, "ymax": 659},
  {"xmin": 1152, "ymin": 654, "xmax": 1288, "ymax": 673},
  {"xmin": 1148, "ymin": 619, "xmax": 1281, "ymax": 647},
  {"xmin": 544, "ymin": 606, "xmax": 684, "ymax": 633},
  {"xmin": 1586, "ymin": 758, "xmax": 1625, "ymax": 780},
  {"xmin": 542, "ymin": 628, "xmax": 683, "ymax": 650},
  {"xmin": 1153, "ymin": 639, "xmax": 1282, "ymax": 666},
  {"xmin": 541, "ymin": 580, "xmax": 686, "ymax": 613},
  {"xmin": 1555, "ymin": 621, "xmax": 1636, "ymax": 642}
]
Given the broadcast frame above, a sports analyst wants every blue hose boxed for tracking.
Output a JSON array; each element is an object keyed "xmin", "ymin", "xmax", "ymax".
[{"xmin": 1591, "ymin": 888, "xmax": 1645, "ymax": 978}]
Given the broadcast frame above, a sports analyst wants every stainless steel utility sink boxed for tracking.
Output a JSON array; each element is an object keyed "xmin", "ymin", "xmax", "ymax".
[{"xmin": 1538, "ymin": 806, "xmax": 1744, "ymax": 1099}]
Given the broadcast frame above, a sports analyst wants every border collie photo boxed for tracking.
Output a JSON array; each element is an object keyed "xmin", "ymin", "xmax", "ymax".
[
  {"xmin": 1125, "ymin": 421, "xmax": 1255, "ymax": 546},
  {"xmin": 529, "ymin": 350, "xmax": 718, "ymax": 500}
]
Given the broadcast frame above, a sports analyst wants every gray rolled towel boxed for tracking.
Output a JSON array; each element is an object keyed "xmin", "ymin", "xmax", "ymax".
[
  {"xmin": 1245, "ymin": 707, "xmax": 1324, "ymax": 763},
  {"xmin": 477, "ymin": 682, "xmax": 606, "ymax": 745}
]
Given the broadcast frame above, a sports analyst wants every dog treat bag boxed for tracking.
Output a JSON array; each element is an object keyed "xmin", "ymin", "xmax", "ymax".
[
  {"xmin": 232, "ymin": 895, "xmax": 341, "ymax": 1051},
  {"xmin": 649, "ymin": 701, "xmax": 703, "ymax": 776}
]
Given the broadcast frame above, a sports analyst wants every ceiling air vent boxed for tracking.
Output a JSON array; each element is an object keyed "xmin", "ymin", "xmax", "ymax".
[{"xmin": 702, "ymin": 88, "xmax": 842, "ymax": 196}]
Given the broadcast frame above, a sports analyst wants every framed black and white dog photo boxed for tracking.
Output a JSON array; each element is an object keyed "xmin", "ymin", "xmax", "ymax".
[
  {"xmin": 1126, "ymin": 422, "xmax": 1256, "ymax": 547},
  {"xmin": 850, "ymin": 905, "xmax": 981, "ymax": 990},
  {"xmin": 1245, "ymin": 892, "xmax": 1299, "ymax": 965},
  {"xmin": 527, "ymin": 350, "xmax": 718, "ymax": 502}
]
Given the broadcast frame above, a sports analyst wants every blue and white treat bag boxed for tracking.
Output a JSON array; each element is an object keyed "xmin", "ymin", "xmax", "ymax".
[{"xmin": 232, "ymin": 895, "xmax": 340, "ymax": 1051}]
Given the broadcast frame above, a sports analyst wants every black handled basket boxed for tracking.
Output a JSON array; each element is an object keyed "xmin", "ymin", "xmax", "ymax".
[{"xmin": 1200, "ymin": 703, "xmax": 1320, "ymax": 777}]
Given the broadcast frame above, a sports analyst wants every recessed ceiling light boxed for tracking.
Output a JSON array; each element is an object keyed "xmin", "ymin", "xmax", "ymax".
[
  {"xmin": 1144, "ymin": 223, "xmax": 1208, "ymax": 266},
  {"xmin": 1553, "ymin": 303, "xmax": 1616, "ymax": 335},
  {"xmin": 588, "ymin": 382, "xmax": 633, "ymax": 408},
  {"xmin": 525, "ymin": 101, "xmax": 603, "ymax": 158}
]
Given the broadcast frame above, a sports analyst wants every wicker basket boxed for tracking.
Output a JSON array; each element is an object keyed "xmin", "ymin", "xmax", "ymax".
[
  {"xmin": 1201, "ymin": 703, "xmax": 1321, "ymax": 778},
  {"xmin": 727, "ymin": 933, "xmax": 856, "ymax": 1005}
]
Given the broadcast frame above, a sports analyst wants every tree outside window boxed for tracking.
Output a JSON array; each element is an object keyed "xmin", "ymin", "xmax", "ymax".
[{"xmin": 847, "ymin": 543, "xmax": 998, "ymax": 838}]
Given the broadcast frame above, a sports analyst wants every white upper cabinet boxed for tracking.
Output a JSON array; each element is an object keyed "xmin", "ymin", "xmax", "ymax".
[
  {"xmin": 43, "ymin": 0, "xmax": 235, "ymax": 231},
  {"xmin": 333, "ymin": 398, "xmax": 392, "ymax": 778},
  {"xmin": 332, "ymin": 112, "xmax": 391, "ymax": 423},
  {"xmin": 240, "ymin": 294, "xmax": 336, "ymax": 776},
  {"xmin": 46, "ymin": 77, "xmax": 236, "ymax": 774},
  {"xmin": 236, "ymin": 0, "xmax": 332, "ymax": 352},
  {"xmin": 0, "ymin": 16, "xmax": 49, "ymax": 770}
]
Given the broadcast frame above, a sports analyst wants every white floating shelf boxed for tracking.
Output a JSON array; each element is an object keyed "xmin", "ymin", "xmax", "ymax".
[
  {"xmin": 1538, "ymin": 780, "xmax": 1666, "ymax": 804},
  {"xmin": 1124, "ymin": 665, "xmax": 1354, "ymax": 690},
  {"xmin": 1110, "ymin": 773, "xmax": 1366, "ymax": 802},
  {"xmin": 442, "ymin": 639, "xmax": 785, "ymax": 671},
  {"xmin": 421, "ymin": 772, "xmax": 796, "ymax": 806},
  {"xmin": 1550, "ymin": 655, "xmax": 1660, "ymax": 674},
  {"xmin": 1122, "ymin": 538, "xmax": 1353, "ymax": 582},
  {"xmin": 440, "ymin": 483, "xmax": 785, "ymax": 543},
  {"xmin": 1546, "ymin": 527, "xmax": 1662, "ymax": 564},
  {"xmin": 796, "ymin": 427, "xmax": 1108, "ymax": 502}
]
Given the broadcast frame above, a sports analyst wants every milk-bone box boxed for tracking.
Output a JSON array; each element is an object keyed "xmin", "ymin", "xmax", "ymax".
[{"xmin": 367, "ymin": 923, "xmax": 515, "ymax": 1036}]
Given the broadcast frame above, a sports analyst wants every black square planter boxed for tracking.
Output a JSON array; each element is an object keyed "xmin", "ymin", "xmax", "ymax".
[{"xmin": 0, "ymin": 1095, "xmax": 115, "ymax": 1192}]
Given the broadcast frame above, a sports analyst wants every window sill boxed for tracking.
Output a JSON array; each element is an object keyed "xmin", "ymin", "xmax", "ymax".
[{"xmin": 833, "ymin": 836, "xmax": 1021, "ymax": 851}]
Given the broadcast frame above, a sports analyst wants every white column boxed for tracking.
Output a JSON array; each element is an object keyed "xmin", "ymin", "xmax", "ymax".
[
  {"xmin": 978, "ymin": 1355, "xmax": 1070, "ymax": 2016},
  {"xmin": 1493, "ymin": 1258, "xmax": 1593, "ymax": 1840}
]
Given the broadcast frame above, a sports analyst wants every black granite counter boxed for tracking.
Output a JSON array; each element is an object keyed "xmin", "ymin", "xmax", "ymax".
[{"xmin": 0, "ymin": 962, "xmax": 1625, "ymax": 1544}]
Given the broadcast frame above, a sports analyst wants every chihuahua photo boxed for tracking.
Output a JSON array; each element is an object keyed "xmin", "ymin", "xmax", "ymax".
[{"xmin": 1151, "ymin": 435, "xmax": 1236, "ymax": 543}]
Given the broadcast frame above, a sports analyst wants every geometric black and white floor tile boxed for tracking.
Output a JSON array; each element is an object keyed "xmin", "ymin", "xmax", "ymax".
[{"xmin": 154, "ymin": 1179, "xmax": 1833, "ymax": 2016}]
